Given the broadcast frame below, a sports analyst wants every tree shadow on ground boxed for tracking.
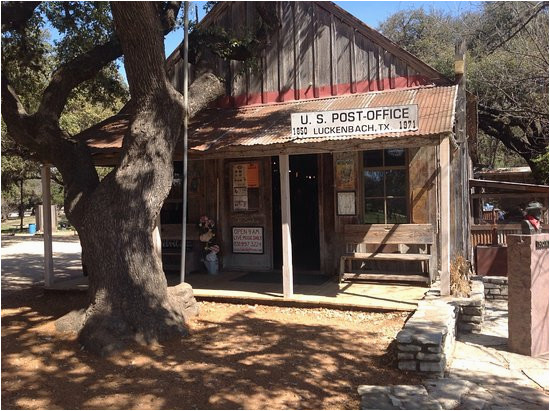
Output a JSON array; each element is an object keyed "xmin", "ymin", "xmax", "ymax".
[
  {"xmin": 1, "ymin": 253, "xmax": 83, "ymax": 294},
  {"xmin": 2, "ymin": 287, "xmax": 417, "ymax": 410}
]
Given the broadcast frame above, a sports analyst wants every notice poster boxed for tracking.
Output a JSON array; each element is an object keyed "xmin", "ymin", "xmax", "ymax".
[
  {"xmin": 232, "ymin": 227, "xmax": 264, "ymax": 254},
  {"xmin": 233, "ymin": 164, "xmax": 248, "ymax": 188},
  {"xmin": 335, "ymin": 153, "xmax": 356, "ymax": 190},
  {"xmin": 233, "ymin": 164, "xmax": 249, "ymax": 210},
  {"xmin": 233, "ymin": 195, "xmax": 248, "ymax": 211},
  {"xmin": 337, "ymin": 191, "xmax": 356, "ymax": 216},
  {"xmin": 246, "ymin": 163, "xmax": 260, "ymax": 188}
]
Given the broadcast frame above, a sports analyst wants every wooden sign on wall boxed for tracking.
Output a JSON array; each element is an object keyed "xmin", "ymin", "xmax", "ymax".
[{"xmin": 232, "ymin": 226, "xmax": 264, "ymax": 254}]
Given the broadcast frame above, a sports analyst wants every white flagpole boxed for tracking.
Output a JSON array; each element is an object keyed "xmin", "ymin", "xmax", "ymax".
[{"xmin": 180, "ymin": 1, "xmax": 189, "ymax": 283}]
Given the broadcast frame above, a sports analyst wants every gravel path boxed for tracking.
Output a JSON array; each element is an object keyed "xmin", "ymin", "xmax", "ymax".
[{"xmin": 1, "ymin": 235, "xmax": 83, "ymax": 295}]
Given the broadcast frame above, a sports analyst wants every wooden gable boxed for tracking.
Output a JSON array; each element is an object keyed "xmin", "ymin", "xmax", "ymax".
[{"xmin": 168, "ymin": 1, "xmax": 452, "ymax": 108}]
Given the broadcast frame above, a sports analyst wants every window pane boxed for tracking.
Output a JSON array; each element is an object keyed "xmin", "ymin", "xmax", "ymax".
[
  {"xmin": 386, "ymin": 170, "xmax": 407, "ymax": 196},
  {"xmin": 384, "ymin": 149, "xmax": 406, "ymax": 166},
  {"xmin": 364, "ymin": 170, "xmax": 384, "ymax": 197},
  {"xmin": 364, "ymin": 199, "xmax": 385, "ymax": 224},
  {"xmin": 363, "ymin": 150, "xmax": 383, "ymax": 167},
  {"xmin": 387, "ymin": 198, "xmax": 408, "ymax": 223}
]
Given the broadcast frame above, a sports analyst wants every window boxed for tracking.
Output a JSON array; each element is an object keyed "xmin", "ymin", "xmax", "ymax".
[{"xmin": 363, "ymin": 149, "xmax": 408, "ymax": 224}]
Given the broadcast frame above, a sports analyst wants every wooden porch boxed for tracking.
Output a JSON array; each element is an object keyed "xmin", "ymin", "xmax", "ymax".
[
  {"xmin": 170, "ymin": 271, "xmax": 426, "ymax": 311},
  {"xmin": 44, "ymin": 270, "xmax": 426, "ymax": 312}
]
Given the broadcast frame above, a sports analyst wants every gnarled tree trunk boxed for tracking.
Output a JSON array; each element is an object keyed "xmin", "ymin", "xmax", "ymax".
[
  {"xmin": 72, "ymin": 3, "xmax": 198, "ymax": 355},
  {"xmin": 2, "ymin": 1, "xmax": 268, "ymax": 355}
]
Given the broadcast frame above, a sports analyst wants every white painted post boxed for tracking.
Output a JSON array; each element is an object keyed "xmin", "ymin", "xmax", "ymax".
[
  {"xmin": 439, "ymin": 135, "xmax": 451, "ymax": 296},
  {"xmin": 279, "ymin": 154, "xmax": 294, "ymax": 299},
  {"xmin": 41, "ymin": 165, "xmax": 54, "ymax": 287}
]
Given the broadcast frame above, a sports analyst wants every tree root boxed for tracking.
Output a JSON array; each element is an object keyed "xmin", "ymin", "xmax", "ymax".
[{"xmin": 54, "ymin": 282, "xmax": 200, "ymax": 356}]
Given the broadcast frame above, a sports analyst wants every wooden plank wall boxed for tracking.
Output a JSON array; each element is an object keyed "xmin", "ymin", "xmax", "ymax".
[{"xmin": 191, "ymin": 1, "xmax": 433, "ymax": 107}]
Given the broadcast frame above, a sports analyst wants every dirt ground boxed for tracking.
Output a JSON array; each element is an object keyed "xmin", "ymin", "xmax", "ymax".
[{"xmin": 2, "ymin": 287, "xmax": 418, "ymax": 410}]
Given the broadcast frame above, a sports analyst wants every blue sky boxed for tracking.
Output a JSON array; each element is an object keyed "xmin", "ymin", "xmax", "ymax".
[{"xmin": 163, "ymin": 1, "xmax": 481, "ymax": 57}]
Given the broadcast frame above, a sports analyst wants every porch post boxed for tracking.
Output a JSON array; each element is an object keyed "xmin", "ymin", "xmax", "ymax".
[
  {"xmin": 439, "ymin": 135, "xmax": 451, "ymax": 296},
  {"xmin": 41, "ymin": 165, "xmax": 54, "ymax": 288},
  {"xmin": 279, "ymin": 154, "xmax": 294, "ymax": 298}
]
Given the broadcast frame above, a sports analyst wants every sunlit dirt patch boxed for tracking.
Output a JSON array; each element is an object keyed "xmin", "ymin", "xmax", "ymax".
[{"xmin": 2, "ymin": 287, "xmax": 419, "ymax": 409}]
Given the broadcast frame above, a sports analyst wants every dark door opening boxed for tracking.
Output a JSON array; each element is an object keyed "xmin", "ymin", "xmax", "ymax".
[{"xmin": 272, "ymin": 154, "xmax": 320, "ymax": 271}]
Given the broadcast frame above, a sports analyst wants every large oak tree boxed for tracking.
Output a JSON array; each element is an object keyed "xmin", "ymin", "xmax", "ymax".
[
  {"xmin": 2, "ymin": 1, "xmax": 283, "ymax": 355},
  {"xmin": 2, "ymin": 1, "xmax": 201, "ymax": 355}
]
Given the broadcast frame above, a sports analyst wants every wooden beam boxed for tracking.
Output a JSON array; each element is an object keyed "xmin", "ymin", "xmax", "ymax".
[
  {"xmin": 185, "ymin": 135, "xmax": 443, "ymax": 161},
  {"xmin": 329, "ymin": 13, "xmax": 337, "ymax": 95},
  {"xmin": 469, "ymin": 179, "xmax": 549, "ymax": 193},
  {"xmin": 41, "ymin": 165, "xmax": 54, "ymax": 288},
  {"xmin": 439, "ymin": 135, "xmax": 451, "ymax": 296},
  {"xmin": 471, "ymin": 192, "xmax": 549, "ymax": 199},
  {"xmin": 279, "ymin": 154, "xmax": 294, "ymax": 298}
]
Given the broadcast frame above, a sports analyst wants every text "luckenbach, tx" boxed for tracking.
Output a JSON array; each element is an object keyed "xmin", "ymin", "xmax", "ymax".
[{"xmin": 290, "ymin": 104, "xmax": 418, "ymax": 139}]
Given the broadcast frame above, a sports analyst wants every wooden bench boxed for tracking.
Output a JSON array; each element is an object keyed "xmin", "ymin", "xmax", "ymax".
[{"xmin": 339, "ymin": 224, "xmax": 436, "ymax": 285}]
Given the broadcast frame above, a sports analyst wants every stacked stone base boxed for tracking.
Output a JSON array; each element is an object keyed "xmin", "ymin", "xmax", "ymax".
[
  {"xmin": 396, "ymin": 300, "xmax": 456, "ymax": 377},
  {"xmin": 395, "ymin": 278, "xmax": 485, "ymax": 377},
  {"xmin": 453, "ymin": 279, "xmax": 485, "ymax": 332},
  {"xmin": 474, "ymin": 275, "xmax": 508, "ymax": 300}
]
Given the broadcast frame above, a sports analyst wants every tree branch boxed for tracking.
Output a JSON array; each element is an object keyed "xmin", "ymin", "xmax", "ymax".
[
  {"xmin": 0, "ymin": 72, "xmax": 40, "ymax": 153},
  {"xmin": 37, "ymin": 37, "xmax": 124, "ymax": 122},
  {"xmin": 1, "ymin": 1, "xmax": 41, "ymax": 32},
  {"xmin": 486, "ymin": 2, "xmax": 548, "ymax": 55},
  {"xmin": 36, "ymin": 2, "xmax": 183, "ymax": 122},
  {"xmin": 160, "ymin": 1, "xmax": 182, "ymax": 32}
]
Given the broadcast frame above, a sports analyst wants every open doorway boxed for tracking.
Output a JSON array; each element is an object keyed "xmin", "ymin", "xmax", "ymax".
[{"xmin": 272, "ymin": 154, "xmax": 321, "ymax": 271}]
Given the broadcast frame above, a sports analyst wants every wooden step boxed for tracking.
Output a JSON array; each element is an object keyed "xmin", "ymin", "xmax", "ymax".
[
  {"xmin": 341, "ymin": 272, "xmax": 430, "ymax": 284},
  {"xmin": 343, "ymin": 252, "xmax": 430, "ymax": 261}
]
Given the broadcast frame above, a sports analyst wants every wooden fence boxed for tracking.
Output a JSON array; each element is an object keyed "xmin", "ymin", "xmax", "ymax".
[{"xmin": 471, "ymin": 223, "xmax": 549, "ymax": 247}]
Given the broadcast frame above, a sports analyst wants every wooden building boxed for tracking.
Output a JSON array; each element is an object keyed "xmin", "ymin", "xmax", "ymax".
[{"xmin": 81, "ymin": 1, "xmax": 475, "ymax": 297}]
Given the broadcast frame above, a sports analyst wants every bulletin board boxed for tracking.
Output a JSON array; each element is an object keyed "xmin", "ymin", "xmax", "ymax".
[{"xmin": 232, "ymin": 162, "xmax": 260, "ymax": 211}]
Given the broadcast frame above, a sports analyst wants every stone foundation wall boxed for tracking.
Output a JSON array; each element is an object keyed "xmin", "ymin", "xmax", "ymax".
[
  {"xmin": 454, "ymin": 279, "xmax": 485, "ymax": 332},
  {"xmin": 475, "ymin": 276, "xmax": 508, "ymax": 300},
  {"xmin": 395, "ymin": 278, "xmax": 485, "ymax": 377}
]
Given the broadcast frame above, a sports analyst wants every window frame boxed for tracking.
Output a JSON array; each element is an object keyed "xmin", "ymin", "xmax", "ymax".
[{"xmin": 362, "ymin": 149, "xmax": 409, "ymax": 225}]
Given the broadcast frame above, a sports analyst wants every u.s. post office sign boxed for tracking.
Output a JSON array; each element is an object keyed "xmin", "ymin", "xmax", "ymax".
[{"xmin": 290, "ymin": 104, "xmax": 418, "ymax": 138}]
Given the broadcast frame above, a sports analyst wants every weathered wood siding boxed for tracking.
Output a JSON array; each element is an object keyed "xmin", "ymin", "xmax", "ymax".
[
  {"xmin": 409, "ymin": 146, "xmax": 438, "ymax": 225},
  {"xmin": 177, "ymin": 1, "xmax": 440, "ymax": 107}
]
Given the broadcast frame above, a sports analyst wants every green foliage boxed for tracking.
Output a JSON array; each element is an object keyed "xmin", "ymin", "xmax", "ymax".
[
  {"xmin": 1, "ymin": 2, "xmax": 128, "ymax": 215},
  {"xmin": 379, "ymin": 8, "xmax": 459, "ymax": 78},
  {"xmin": 203, "ymin": 2, "xmax": 218, "ymax": 14},
  {"xmin": 474, "ymin": 131, "xmax": 527, "ymax": 169},
  {"xmin": 2, "ymin": 2, "xmax": 129, "ymax": 119},
  {"xmin": 1, "ymin": 13, "xmax": 53, "ymax": 113},
  {"xmin": 532, "ymin": 151, "xmax": 549, "ymax": 185},
  {"xmin": 379, "ymin": 2, "xmax": 548, "ymax": 174}
]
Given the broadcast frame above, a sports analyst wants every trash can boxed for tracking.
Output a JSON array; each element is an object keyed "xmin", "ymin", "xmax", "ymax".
[{"xmin": 28, "ymin": 223, "xmax": 36, "ymax": 235}]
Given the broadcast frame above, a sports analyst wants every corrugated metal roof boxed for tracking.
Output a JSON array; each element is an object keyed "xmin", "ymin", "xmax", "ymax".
[
  {"xmin": 189, "ymin": 85, "xmax": 457, "ymax": 153},
  {"xmin": 79, "ymin": 85, "xmax": 457, "ymax": 159}
]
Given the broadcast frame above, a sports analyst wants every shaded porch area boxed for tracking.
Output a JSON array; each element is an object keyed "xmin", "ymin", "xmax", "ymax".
[{"xmin": 169, "ymin": 271, "xmax": 426, "ymax": 311}]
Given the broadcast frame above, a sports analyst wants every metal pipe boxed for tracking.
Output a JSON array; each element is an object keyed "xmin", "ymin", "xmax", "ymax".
[
  {"xmin": 180, "ymin": 1, "xmax": 189, "ymax": 284},
  {"xmin": 41, "ymin": 165, "xmax": 54, "ymax": 287}
]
